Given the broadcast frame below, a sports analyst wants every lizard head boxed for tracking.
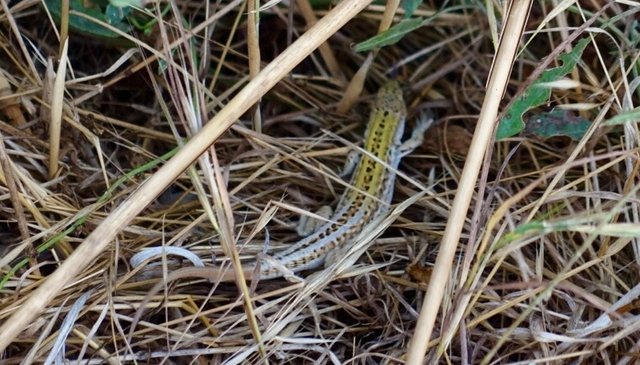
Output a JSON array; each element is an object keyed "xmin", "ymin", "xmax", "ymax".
[{"xmin": 376, "ymin": 80, "xmax": 406, "ymax": 116}]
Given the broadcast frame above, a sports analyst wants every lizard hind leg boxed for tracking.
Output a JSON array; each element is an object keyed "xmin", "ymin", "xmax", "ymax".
[
  {"xmin": 339, "ymin": 149, "xmax": 361, "ymax": 178},
  {"xmin": 296, "ymin": 205, "xmax": 334, "ymax": 237},
  {"xmin": 296, "ymin": 147, "xmax": 360, "ymax": 237}
]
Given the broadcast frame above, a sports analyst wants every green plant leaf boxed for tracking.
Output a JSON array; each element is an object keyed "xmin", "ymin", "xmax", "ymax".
[
  {"xmin": 402, "ymin": 0, "xmax": 422, "ymax": 18},
  {"xmin": 354, "ymin": 17, "xmax": 424, "ymax": 52},
  {"xmin": 497, "ymin": 37, "xmax": 590, "ymax": 140},
  {"xmin": 105, "ymin": 4, "xmax": 132, "ymax": 25},
  {"xmin": 43, "ymin": 0, "xmax": 132, "ymax": 39},
  {"xmin": 108, "ymin": 0, "xmax": 143, "ymax": 8},
  {"xmin": 524, "ymin": 109, "xmax": 591, "ymax": 140},
  {"xmin": 604, "ymin": 107, "xmax": 640, "ymax": 126}
]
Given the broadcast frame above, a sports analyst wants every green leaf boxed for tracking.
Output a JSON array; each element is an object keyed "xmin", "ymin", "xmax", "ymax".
[
  {"xmin": 354, "ymin": 17, "xmax": 424, "ymax": 52},
  {"xmin": 604, "ymin": 107, "xmax": 640, "ymax": 126},
  {"xmin": 402, "ymin": 0, "xmax": 422, "ymax": 18},
  {"xmin": 108, "ymin": 0, "xmax": 143, "ymax": 8},
  {"xmin": 496, "ymin": 37, "xmax": 590, "ymax": 140},
  {"xmin": 43, "ymin": 0, "xmax": 132, "ymax": 39},
  {"xmin": 524, "ymin": 109, "xmax": 591, "ymax": 140},
  {"xmin": 105, "ymin": 4, "xmax": 132, "ymax": 25}
]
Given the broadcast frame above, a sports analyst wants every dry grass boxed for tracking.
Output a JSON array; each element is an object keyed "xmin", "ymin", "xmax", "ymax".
[{"xmin": 1, "ymin": 1, "xmax": 639, "ymax": 363}]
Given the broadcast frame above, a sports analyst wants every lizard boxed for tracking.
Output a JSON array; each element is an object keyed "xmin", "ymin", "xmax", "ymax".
[{"xmin": 141, "ymin": 80, "xmax": 432, "ymax": 284}]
